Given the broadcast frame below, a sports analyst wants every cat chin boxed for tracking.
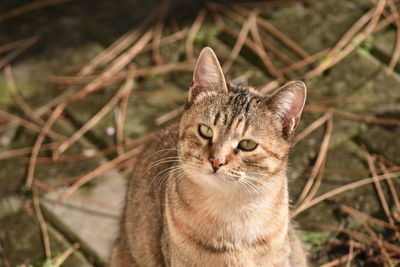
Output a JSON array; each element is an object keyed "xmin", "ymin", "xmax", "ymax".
[{"xmin": 182, "ymin": 166, "xmax": 241, "ymax": 191}]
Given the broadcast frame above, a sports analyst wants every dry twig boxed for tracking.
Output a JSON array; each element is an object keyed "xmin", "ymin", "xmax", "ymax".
[
  {"xmin": 364, "ymin": 150, "xmax": 394, "ymax": 225},
  {"xmin": 320, "ymin": 253, "xmax": 356, "ymax": 267},
  {"xmin": 0, "ymin": 36, "xmax": 39, "ymax": 69},
  {"xmin": 0, "ymin": 0, "xmax": 78, "ymax": 21},
  {"xmin": 293, "ymin": 110, "xmax": 332, "ymax": 146},
  {"xmin": 26, "ymin": 102, "xmax": 67, "ymax": 188},
  {"xmin": 5, "ymin": 65, "xmax": 44, "ymax": 125},
  {"xmin": 292, "ymin": 171, "xmax": 400, "ymax": 216},
  {"xmin": 54, "ymin": 77, "xmax": 134, "ymax": 156},
  {"xmin": 340, "ymin": 205, "xmax": 400, "ymax": 230},
  {"xmin": 304, "ymin": 0, "xmax": 386, "ymax": 79},
  {"xmin": 305, "ymin": 105, "xmax": 400, "ymax": 126},
  {"xmin": 53, "ymin": 243, "xmax": 80, "ymax": 267},
  {"xmin": 222, "ymin": 12, "xmax": 253, "ymax": 72},
  {"xmin": 380, "ymin": 162, "xmax": 400, "ymax": 214},
  {"xmin": 295, "ymin": 113, "xmax": 333, "ymax": 207},
  {"xmin": 62, "ymin": 145, "xmax": 144, "ymax": 199},
  {"xmin": 249, "ymin": 13, "xmax": 284, "ymax": 81},
  {"xmin": 32, "ymin": 188, "xmax": 51, "ymax": 258},
  {"xmin": 186, "ymin": 9, "xmax": 207, "ymax": 59},
  {"xmin": 232, "ymin": 4, "xmax": 310, "ymax": 58},
  {"xmin": 387, "ymin": 0, "xmax": 400, "ymax": 72},
  {"xmin": 116, "ymin": 76, "xmax": 134, "ymax": 155},
  {"xmin": 0, "ymin": 111, "xmax": 65, "ymax": 141},
  {"xmin": 151, "ymin": 0, "xmax": 170, "ymax": 65}
]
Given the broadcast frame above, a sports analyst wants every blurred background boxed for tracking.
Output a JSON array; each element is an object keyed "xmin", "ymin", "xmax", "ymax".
[{"xmin": 1, "ymin": 0, "xmax": 400, "ymax": 266}]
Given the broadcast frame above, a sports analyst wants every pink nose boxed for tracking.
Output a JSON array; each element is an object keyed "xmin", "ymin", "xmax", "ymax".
[{"xmin": 209, "ymin": 157, "xmax": 226, "ymax": 172}]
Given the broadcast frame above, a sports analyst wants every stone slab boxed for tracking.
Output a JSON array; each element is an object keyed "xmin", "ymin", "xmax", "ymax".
[{"xmin": 42, "ymin": 170, "xmax": 126, "ymax": 263}]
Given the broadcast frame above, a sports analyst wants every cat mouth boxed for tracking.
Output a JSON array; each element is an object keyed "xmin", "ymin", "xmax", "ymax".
[{"xmin": 204, "ymin": 170, "xmax": 234, "ymax": 182}]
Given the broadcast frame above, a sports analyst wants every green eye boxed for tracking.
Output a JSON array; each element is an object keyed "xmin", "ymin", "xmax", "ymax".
[
  {"xmin": 199, "ymin": 124, "xmax": 213, "ymax": 139},
  {"xmin": 238, "ymin": 140, "xmax": 258, "ymax": 151}
]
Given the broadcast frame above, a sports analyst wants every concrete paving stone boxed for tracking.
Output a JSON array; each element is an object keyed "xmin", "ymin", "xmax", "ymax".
[
  {"xmin": 265, "ymin": 0, "xmax": 364, "ymax": 54},
  {"xmin": 361, "ymin": 124, "xmax": 400, "ymax": 164},
  {"xmin": 42, "ymin": 170, "xmax": 126, "ymax": 264},
  {"xmin": 306, "ymin": 53, "xmax": 381, "ymax": 101}
]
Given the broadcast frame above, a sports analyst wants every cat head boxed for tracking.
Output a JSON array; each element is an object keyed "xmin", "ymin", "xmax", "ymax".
[{"xmin": 178, "ymin": 47, "xmax": 306, "ymax": 192}]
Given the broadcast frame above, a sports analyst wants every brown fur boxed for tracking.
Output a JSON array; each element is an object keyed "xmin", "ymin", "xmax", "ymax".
[{"xmin": 110, "ymin": 48, "xmax": 308, "ymax": 266}]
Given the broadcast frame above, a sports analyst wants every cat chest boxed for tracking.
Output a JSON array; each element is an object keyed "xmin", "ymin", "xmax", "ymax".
[{"xmin": 164, "ymin": 198, "xmax": 290, "ymax": 267}]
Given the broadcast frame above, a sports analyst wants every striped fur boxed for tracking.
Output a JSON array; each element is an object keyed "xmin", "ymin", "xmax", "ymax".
[{"xmin": 110, "ymin": 48, "xmax": 307, "ymax": 266}]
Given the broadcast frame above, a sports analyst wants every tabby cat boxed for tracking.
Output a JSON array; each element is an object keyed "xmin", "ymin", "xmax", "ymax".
[{"xmin": 110, "ymin": 47, "xmax": 308, "ymax": 267}]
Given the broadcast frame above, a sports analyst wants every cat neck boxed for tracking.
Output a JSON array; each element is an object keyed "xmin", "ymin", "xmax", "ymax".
[{"xmin": 165, "ymin": 167, "xmax": 290, "ymax": 248}]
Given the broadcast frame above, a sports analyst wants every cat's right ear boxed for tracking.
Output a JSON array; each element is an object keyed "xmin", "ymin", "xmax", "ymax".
[{"xmin": 188, "ymin": 47, "xmax": 228, "ymax": 103}]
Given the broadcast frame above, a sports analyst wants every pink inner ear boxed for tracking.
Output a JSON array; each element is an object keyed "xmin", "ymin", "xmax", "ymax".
[
  {"xmin": 269, "ymin": 81, "xmax": 307, "ymax": 135},
  {"xmin": 189, "ymin": 48, "xmax": 228, "ymax": 103},
  {"xmin": 287, "ymin": 89, "xmax": 306, "ymax": 128},
  {"xmin": 194, "ymin": 55, "xmax": 221, "ymax": 89}
]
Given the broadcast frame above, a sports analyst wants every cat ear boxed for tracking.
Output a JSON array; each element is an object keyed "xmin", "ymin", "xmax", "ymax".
[
  {"xmin": 267, "ymin": 81, "xmax": 307, "ymax": 136},
  {"xmin": 188, "ymin": 47, "xmax": 228, "ymax": 103}
]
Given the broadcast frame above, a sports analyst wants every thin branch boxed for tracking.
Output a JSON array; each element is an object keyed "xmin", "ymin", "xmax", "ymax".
[
  {"xmin": 305, "ymin": 105, "xmax": 400, "ymax": 126},
  {"xmin": 79, "ymin": 5, "xmax": 161, "ymax": 76},
  {"xmin": 233, "ymin": 0, "xmax": 314, "ymax": 9},
  {"xmin": 209, "ymin": 3, "xmax": 295, "ymax": 65},
  {"xmin": 53, "ymin": 243, "xmax": 80, "ymax": 267},
  {"xmin": 0, "ymin": 36, "xmax": 39, "ymax": 54},
  {"xmin": 0, "ymin": 142, "xmax": 58, "ymax": 161},
  {"xmin": 364, "ymin": 150, "xmax": 394, "ymax": 225},
  {"xmin": 304, "ymin": 0, "xmax": 386, "ymax": 79},
  {"xmin": 62, "ymin": 145, "xmax": 144, "ymax": 199},
  {"xmin": 26, "ymin": 102, "xmax": 67, "ymax": 188},
  {"xmin": 186, "ymin": 9, "xmax": 207, "ymax": 59},
  {"xmin": 32, "ymin": 188, "xmax": 51, "ymax": 258},
  {"xmin": 295, "ymin": 113, "xmax": 333, "ymax": 207},
  {"xmin": 259, "ymin": 80, "xmax": 280, "ymax": 94},
  {"xmin": 222, "ymin": 12, "xmax": 253, "ymax": 72},
  {"xmin": 340, "ymin": 205, "xmax": 400, "ymax": 230},
  {"xmin": 280, "ymin": 49, "xmax": 329, "ymax": 74},
  {"xmin": 50, "ymin": 60, "xmax": 195, "ymax": 86},
  {"xmin": 387, "ymin": 0, "xmax": 400, "ymax": 72},
  {"xmin": 346, "ymin": 240, "xmax": 355, "ymax": 267},
  {"xmin": 249, "ymin": 12, "xmax": 284, "ymax": 81},
  {"xmin": 152, "ymin": 0, "xmax": 170, "ymax": 65},
  {"xmin": 34, "ymin": 180, "xmax": 119, "ymax": 213},
  {"xmin": 55, "ymin": 78, "xmax": 134, "ymax": 156},
  {"xmin": 232, "ymin": 4, "xmax": 310, "ymax": 58},
  {"xmin": 0, "ymin": 36, "xmax": 39, "ymax": 69},
  {"xmin": 155, "ymin": 105, "xmax": 184, "ymax": 125},
  {"xmin": 380, "ymin": 162, "xmax": 400, "ymax": 214},
  {"xmin": 0, "ymin": 111, "xmax": 65, "ymax": 141},
  {"xmin": 0, "ymin": 0, "xmax": 78, "ymax": 22},
  {"xmin": 320, "ymin": 253, "xmax": 356, "ymax": 267},
  {"xmin": 325, "ymin": 9, "xmax": 374, "ymax": 60},
  {"xmin": 116, "ymin": 75, "xmax": 134, "ymax": 155},
  {"xmin": 293, "ymin": 110, "xmax": 332, "ymax": 146},
  {"xmin": 5, "ymin": 65, "xmax": 44, "ymax": 125},
  {"xmin": 71, "ymin": 29, "xmax": 153, "ymax": 102},
  {"xmin": 306, "ymin": 222, "xmax": 400, "ymax": 254},
  {"xmin": 292, "ymin": 171, "xmax": 400, "ymax": 217}
]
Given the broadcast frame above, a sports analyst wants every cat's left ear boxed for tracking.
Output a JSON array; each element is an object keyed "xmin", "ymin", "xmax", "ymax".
[
  {"xmin": 267, "ymin": 81, "xmax": 307, "ymax": 136},
  {"xmin": 188, "ymin": 47, "xmax": 228, "ymax": 103}
]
